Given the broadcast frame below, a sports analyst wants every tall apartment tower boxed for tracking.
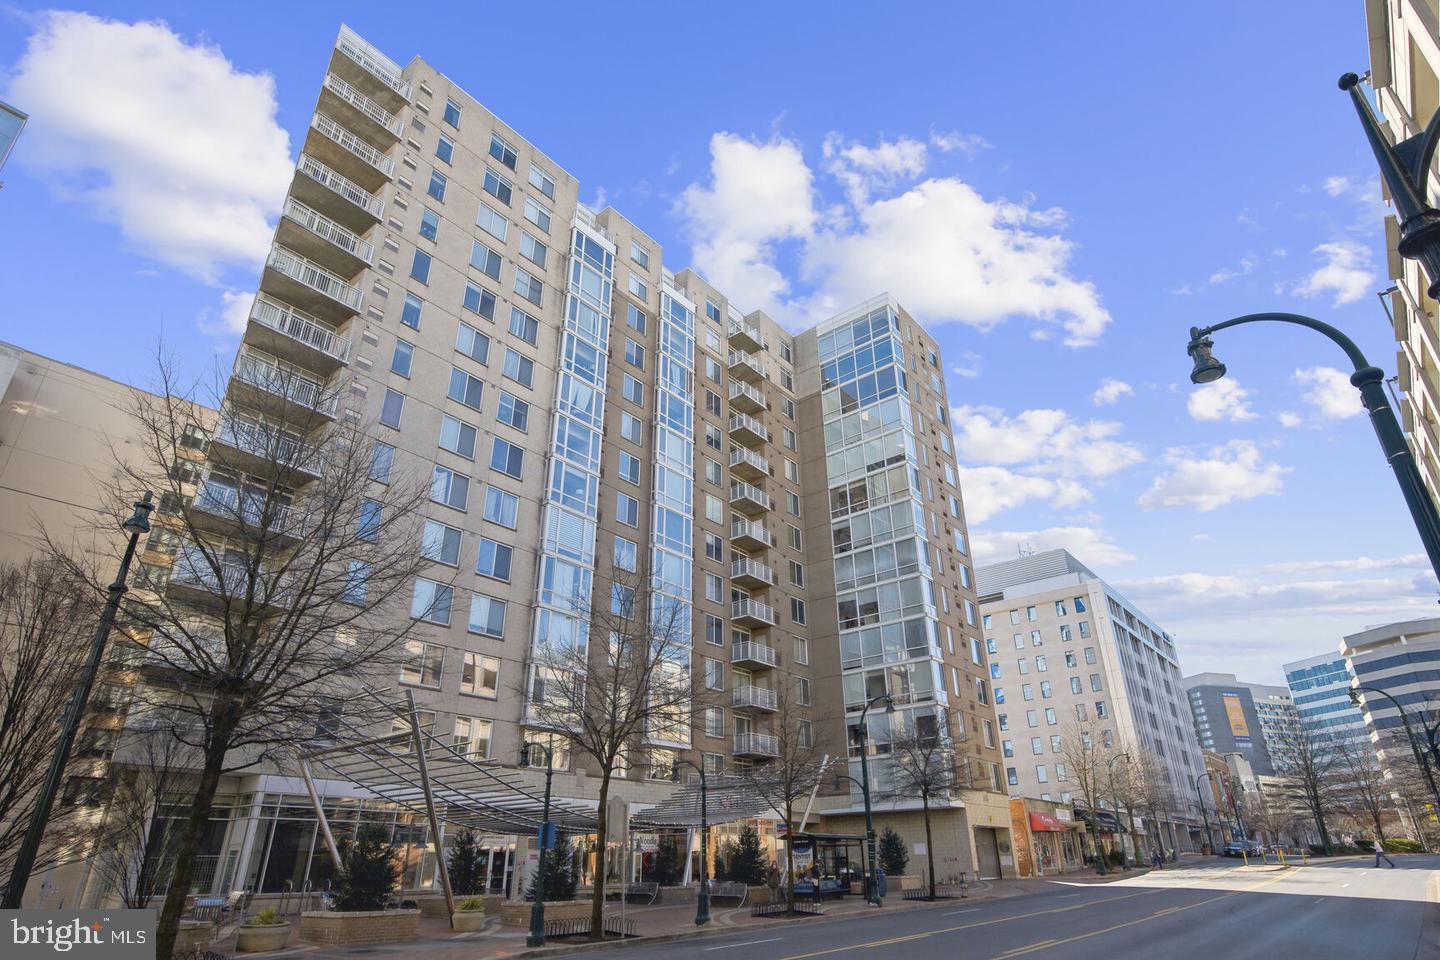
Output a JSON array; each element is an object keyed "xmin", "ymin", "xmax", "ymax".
[
  {"xmin": 976, "ymin": 549, "xmax": 1206, "ymax": 853},
  {"xmin": 104, "ymin": 25, "xmax": 1004, "ymax": 896},
  {"xmin": 1363, "ymin": 3, "xmax": 1440, "ymax": 503}
]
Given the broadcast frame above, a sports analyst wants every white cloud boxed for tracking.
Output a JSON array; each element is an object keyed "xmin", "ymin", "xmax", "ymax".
[
  {"xmin": 679, "ymin": 132, "xmax": 1112, "ymax": 345},
  {"xmin": 1278, "ymin": 411, "xmax": 1303, "ymax": 428},
  {"xmin": 1256, "ymin": 553, "xmax": 1427, "ymax": 575},
  {"xmin": 1186, "ymin": 378, "xmax": 1256, "ymax": 422},
  {"xmin": 949, "ymin": 351, "xmax": 982, "ymax": 379},
  {"xmin": 955, "ymin": 466, "xmax": 1090, "ymax": 524},
  {"xmin": 1322, "ymin": 175, "xmax": 1352, "ymax": 197},
  {"xmin": 1138, "ymin": 440, "xmax": 1288, "ymax": 512},
  {"xmin": 929, "ymin": 128, "xmax": 990, "ymax": 157},
  {"xmin": 951, "ymin": 405, "xmax": 1143, "ymax": 479},
  {"xmin": 972, "ymin": 526, "xmax": 1135, "ymax": 568},
  {"xmin": 1295, "ymin": 239, "xmax": 1376, "ymax": 306},
  {"xmin": 196, "ymin": 289, "xmax": 253, "ymax": 336},
  {"xmin": 1091, "ymin": 378, "xmax": 1134, "ymax": 406},
  {"xmin": 1208, "ymin": 255, "xmax": 1258, "ymax": 285},
  {"xmin": 1293, "ymin": 366, "xmax": 1363, "ymax": 420},
  {"xmin": 5, "ymin": 12, "xmax": 292, "ymax": 283},
  {"xmin": 678, "ymin": 133, "xmax": 817, "ymax": 313}
]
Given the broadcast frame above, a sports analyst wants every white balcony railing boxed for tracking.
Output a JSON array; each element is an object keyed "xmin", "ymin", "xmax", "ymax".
[
  {"xmin": 732, "ymin": 640, "xmax": 780, "ymax": 668},
  {"xmin": 234, "ymin": 350, "xmax": 338, "ymax": 416},
  {"xmin": 311, "ymin": 112, "xmax": 395, "ymax": 176},
  {"xmin": 282, "ymin": 197, "xmax": 375, "ymax": 265},
  {"xmin": 193, "ymin": 478, "xmax": 292, "ymax": 533},
  {"xmin": 727, "ymin": 319, "xmax": 766, "ymax": 348},
  {"xmin": 266, "ymin": 246, "xmax": 363, "ymax": 312},
  {"xmin": 297, "ymin": 154, "xmax": 385, "ymax": 219},
  {"xmin": 212, "ymin": 415, "xmax": 316, "ymax": 474},
  {"xmin": 729, "ymin": 481, "xmax": 772, "ymax": 510},
  {"xmin": 323, "ymin": 72, "xmax": 405, "ymax": 137},
  {"xmin": 728, "ymin": 379, "xmax": 768, "ymax": 410},
  {"xmin": 335, "ymin": 24, "xmax": 411, "ymax": 99},
  {"xmin": 249, "ymin": 294, "xmax": 351, "ymax": 364},
  {"xmin": 730, "ymin": 556, "xmax": 776, "ymax": 584},
  {"xmin": 731, "ymin": 597, "xmax": 777, "ymax": 626},
  {"xmin": 730, "ymin": 518, "xmax": 772, "ymax": 544},
  {"xmin": 734, "ymin": 732, "xmax": 780, "ymax": 757},
  {"xmin": 728, "ymin": 349, "xmax": 767, "ymax": 378},
  {"xmin": 729, "ymin": 447, "xmax": 770, "ymax": 475},
  {"xmin": 732, "ymin": 684, "xmax": 778, "ymax": 711},
  {"xmin": 728, "ymin": 412, "xmax": 769, "ymax": 442}
]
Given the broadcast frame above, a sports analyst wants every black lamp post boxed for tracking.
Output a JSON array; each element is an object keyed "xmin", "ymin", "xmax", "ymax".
[
  {"xmin": 3, "ymin": 492, "xmax": 153, "ymax": 909},
  {"xmin": 1105, "ymin": 752, "xmax": 1132, "ymax": 867},
  {"xmin": 520, "ymin": 741, "xmax": 554, "ymax": 948},
  {"xmin": 854, "ymin": 693, "xmax": 895, "ymax": 906},
  {"xmin": 1349, "ymin": 685, "xmax": 1440, "ymax": 823},
  {"xmin": 1186, "ymin": 315, "xmax": 1440, "ymax": 584},
  {"xmin": 672, "ymin": 759, "xmax": 710, "ymax": 926},
  {"xmin": 1192, "ymin": 772, "xmax": 1215, "ymax": 854}
]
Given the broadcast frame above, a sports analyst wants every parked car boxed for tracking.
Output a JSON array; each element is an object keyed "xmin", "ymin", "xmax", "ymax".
[{"xmin": 1222, "ymin": 841, "xmax": 1261, "ymax": 857}]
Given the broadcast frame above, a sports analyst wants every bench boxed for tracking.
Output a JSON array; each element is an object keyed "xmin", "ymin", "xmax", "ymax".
[
  {"xmin": 793, "ymin": 878, "xmax": 846, "ymax": 900},
  {"xmin": 705, "ymin": 881, "xmax": 748, "ymax": 906}
]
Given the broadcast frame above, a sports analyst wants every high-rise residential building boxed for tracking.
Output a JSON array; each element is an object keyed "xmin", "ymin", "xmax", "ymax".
[
  {"xmin": 61, "ymin": 24, "xmax": 1006, "ymax": 901},
  {"xmin": 1181, "ymin": 672, "xmax": 1299, "ymax": 776},
  {"xmin": 1362, "ymin": 5, "xmax": 1440, "ymax": 504},
  {"xmin": 0, "ymin": 99, "xmax": 24, "ymax": 180},
  {"xmin": 1341, "ymin": 617, "xmax": 1440, "ymax": 761},
  {"xmin": 976, "ymin": 549, "xmax": 1206, "ymax": 854},
  {"xmin": 1282, "ymin": 651, "xmax": 1371, "ymax": 759}
]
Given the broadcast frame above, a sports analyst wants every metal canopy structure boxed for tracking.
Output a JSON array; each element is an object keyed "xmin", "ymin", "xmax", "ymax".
[{"xmin": 638, "ymin": 774, "xmax": 773, "ymax": 827}]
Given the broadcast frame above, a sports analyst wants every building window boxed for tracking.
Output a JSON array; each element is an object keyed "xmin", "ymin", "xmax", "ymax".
[
  {"xmin": 614, "ymin": 536, "xmax": 638, "ymax": 572},
  {"xmin": 442, "ymin": 98, "xmax": 461, "ymax": 128},
  {"xmin": 427, "ymin": 170, "xmax": 447, "ymax": 201},
  {"xmin": 705, "ymin": 658, "xmax": 724, "ymax": 690},
  {"xmin": 616, "ymin": 493, "xmax": 640, "ymax": 527},
  {"xmin": 631, "ymin": 241, "xmax": 650, "ymax": 268},
  {"xmin": 462, "ymin": 283, "xmax": 496, "ymax": 322},
  {"xmin": 453, "ymin": 717, "xmax": 493, "ymax": 759},
  {"xmin": 419, "ymin": 207, "xmax": 440, "ymax": 242},
  {"xmin": 795, "ymin": 637, "xmax": 810, "ymax": 664},
  {"xmin": 790, "ymin": 598, "xmax": 807, "ymax": 625},
  {"xmin": 476, "ymin": 538, "xmax": 513, "ymax": 581},
  {"xmin": 520, "ymin": 232, "xmax": 547, "ymax": 268},
  {"xmin": 483, "ymin": 487, "xmax": 519, "ymax": 528},
  {"xmin": 470, "ymin": 240, "xmax": 501, "ymax": 279},
  {"xmin": 524, "ymin": 197, "xmax": 551, "ymax": 233},
  {"xmin": 490, "ymin": 437, "xmax": 524, "ymax": 478},
  {"xmin": 618, "ymin": 451, "xmax": 642, "ymax": 485},
  {"xmin": 628, "ymin": 273, "xmax": 648, "ymax": 302},
  {"xmin": 409, "ymin": 249, "xmax": 432, "ymax": 283},
  {"xmin": 508, "ymin": 307, "xmax": 540, "ymax": 346},
  {"xmin": 705, "ymin": 707, "xmax": 725, "ymax": 738},
  {"xmin": 706, "ymin": 615, "xmax": 724, "ymax": 645},
  {"xmin": 448, "ymin": 367, "xmax": 484, "ymax": 410},
  {"xmin": 411, "ymin": 578, "xmax": 453, "ymax": 625},
  {"xmin": 625, "ymin": 338, "xmax": 646, "ymax": 369},
  {"xmin": 514, "ymin": 269, "xmax": 543, "ymax": 306},
  {"xmin": 488, "ymin": 133, "xmax": 517, "ymax": 169},
  {"xmin": 380, "ymin": 388, "xmax": 405, "ymax": 428},
  {"xmin": 457, "ymin": 320, "xmax": 491, "ymax": 362},
  {"xmin": 496, "ymin": 391, "xmax": 530, "ymax": 431},
  {"xmin": 420, "ymin": 519, "xmax": 462, "ymax": 565},
  {"xmin": 430, "ymin": 465, "xmax": 469, "ymax": 510},
  {"xmin": 529, "ymin": 163, "xmax": 556, "ymax": 199},
  {"xmin": 390, "ymin": 339, "xmax": 414, "ymax": 377},
  {"xmin": 620, "ymin": 411, "xmax": 643, "ymax": 444},
  {"xmin": 623, "ymin": 374, "xmax": 644, "ymax": 406},
  {"xmin": 482, "ymin": 167, "xmax": 512, "ymax": 205},
  {"xmin": 370, "ymin": 441, "xmax": 395, "ymax": 482},
  {"xmin": 502, "ymin": 349, "xmax": 535, "ymax": 388},
  {"xmin": 705, "ymin": 573, "xmax": 723, "ymax": 602},
  {"xmin": 402, "ymin": 639, "xmax": 444, "ymax": 686},
  {"xmin": 627, "ymin": 304, "xmax": 647, "ymax": 333},
  {"xmin": 476, "ymin": 202, "xmax": 508, "ymax": 241}
]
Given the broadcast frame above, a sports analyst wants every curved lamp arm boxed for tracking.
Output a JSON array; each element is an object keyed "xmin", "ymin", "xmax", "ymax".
[{"xmin": 1190, "ymin": 313, "xmax": 1371, "ymax": 373}]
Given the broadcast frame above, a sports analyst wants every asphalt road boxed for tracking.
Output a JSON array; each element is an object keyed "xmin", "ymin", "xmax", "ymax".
[{"xmin": 604, "ymin": 857, "xmax": 1440, "ymax": 960}]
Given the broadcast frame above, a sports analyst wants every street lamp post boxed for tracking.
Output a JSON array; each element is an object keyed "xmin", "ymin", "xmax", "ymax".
[
  {"xmin": 1186, "ymin": 315, "xmax": 1440, "ymax": 583},
  {"xmin": 3, "ymin": 492, "xmax": 153, "ymax": 909},
  {"xmin": 1192, "ymin": 772, "xmax": 1215, "ymax": 854},
  {"xmin": 1106, "ymin": 753, "xmax": 1132, "ymax": 867},
  {"xmin": 672, "ymin": 759, "xmax": 710, "ymax": 926},
  {"xmin": 855, "ymin": 693, "xmax": 895, "ymax": 906},
  {"xmin": 1349, "ymin": 685, "xmax": 1440, "ymax": 822},
  {"xmin": 520, "ymin": 741, "xmax": 555, "ymax": 948}
]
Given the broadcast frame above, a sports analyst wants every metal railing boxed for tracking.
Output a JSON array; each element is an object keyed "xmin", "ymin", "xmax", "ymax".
[
  {"xmin": 729, "ymin": 447, "xmax": 770, "ymax": 475},
  {"xmin": 732, "ymin": 684, "xmax": 778, "ymax": 711},
  {"xmin": 323, "ymin": 72, "xmax": 404, "ymax": 136},
  {"xmin": 728, "ymin": 349, "xmax": 767, "ymax": 378},
  {"xmin": 730, "ymin": 518, "xmax": 773, "ymax": 544},
  {"xmin": 728, "ymin": 412, "xmax": 769, "ymax": 442},
  {"xmin": 728, "ymin": 379, "xmax": 769, "ymax": 409},
  {"xmin": 730, "ymin": 556, "xmax": 776, "ymax": 584},
  {"xmin": 249, "ymin": 294, "xmax": 351, "ymax": 363},
  {"xmin": 212, "ymin": 416, "xmax": 315, "ymax": 473},
  {"xmin": 281, "ymin": 197, "xmax": 374, "ymax": 264},
  {"xmin": 311, "ymin": 112, "xmax": 395, "ymax": 175},
  {"xmin": 730, "ymin": 598, "xmax": 778, "ymax": 626},
  {"xmin": 734, "ymin": 732, "xmax": 780, "ymax": 756},
  {"xmin": 729, "ymin": 480, "xmax": 772, "ymax": 510},
  {"xmin": 297, "ymin": 153, "xmax": 384, "ymax": 219},
  {"xmin": 732, "ymin": 640, "xmax": 780, "ymax": 668},
  {"xmin": 727, "ymin": 319, "xmax": 766, "ymax": 347},
  {"xmin": 266, "ymin": 246, "xmax": 363, "ymax": 312},
  {"xmin": 234, "ymin": 349, "xmax": 338, "ymax": 415},
  {"xmin": 335, "ymin": 24, "xmax": 411, "ymax": 99}
]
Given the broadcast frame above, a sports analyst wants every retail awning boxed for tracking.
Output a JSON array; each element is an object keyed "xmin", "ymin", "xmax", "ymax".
[
  {"xmin": 1074, "ymin": 808, "xmax": 1123, "ymax": 832},
  {"xmin": 1029, "ymin": 811, "xmax": 1073, "ymax": 832}
]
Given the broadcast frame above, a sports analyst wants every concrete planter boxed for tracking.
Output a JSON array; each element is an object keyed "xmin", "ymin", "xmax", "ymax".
[
  {"xmin": 298, "ymin": 909, "xmax": 419, "ymax": 946},
  {"xmin": 894, "ymin": 875, "xmax": 924, "ymax": 891},
  {"xmin": 236, "ymin": 921, "xmax": 290, "ymax": 953},
  {"xmin": 659, "ymin": 884, "xmax": 695, "ymax": 904},
  {"xmin": 451, "ymin": 910, "xmax": 486, "ymax": 932},
  {"xmin": 499, "ymin": 900, "xmax": 587, "ymax": 927},
  {"xmin": 174, "ymin": 921, "xmax": 212, "ymax": 954}
]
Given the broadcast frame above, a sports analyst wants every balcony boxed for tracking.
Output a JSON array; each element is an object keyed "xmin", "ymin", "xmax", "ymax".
[
  {"xmin": 306, "ymin": 112, "xmax": 394, "ymax": 190},
  {"xmin": 733, "ymin": 732, "xmax": 780, "ymax": 758},
  {"xmin": 732, "ymin": 640, "xmax": 780, "ymax": 670},
  {"xmin": 210, "ymin": 414, "xmax": 323, "ymax": 482},
  {"xmin": 320, "ymin": 72, "xmax": 404, "ymax": 145},
  {"xmin": 729, "ymin": 447, "xmax": 770, "ymax": 481},
  {"xmin": 732, "ymin": 684, "xmax": 779, "ymax": 714},
  {"xmin": 277, "ymin": 197, "xmax": 373, "ymax": 277},
  {"xmin": 728, "ymin": 349, "xmax": 767, "ymax": 383},
  {"xmin": 728, "ymin": 379, "xmax": 768, "ymax": 414},
  {"xmin": 728, "ymin": 412, "xmax": 769, "ymax": 447},
  {"xmin": 245, "ymin": 294, "xmax": 351, "ymax": 373},
  {"xmin": 730, "ymin": 518, "xmax": 773, "ymax": 553},
  {"xmin": 730, "ymin": 556, "xmax": 776, "ymax": 589},
  {"xmin": 229, "ymin": 349, "xmax": 338, "ymax": 424},
  {"xmin": 191, "ymin": 477, "xmax": 299, "ymax": 545},
  {"xmin": 727, "ymin": 319, "xmax": 766, "ymax": 353},
  {"xmin": 262, "ymin": 245, "xmax": 363, "ymax": 321},
  {"xmin": 729, "ymin": 480, "xmax": 772, "ymax": 516},
  {"xmin": 166, "ymin": 545, "xmax": 266, "ymax": 609},
  {"xmin": 731, "ymin": 596, "xmax": 778, "ymax": 628},
  {"xmin": 332, "ymin": 24, "xmax": 412, "ymax": 107},
  {"xmin": 293, "ymin": 153, "xmax": 384, "ymax": 232}
]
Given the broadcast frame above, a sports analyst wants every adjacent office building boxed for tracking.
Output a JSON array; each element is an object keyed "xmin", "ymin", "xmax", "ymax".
[
  {"xmin": 39, "ymin": 24, "xmax": 1005, "ymax": 901},
  {"xmin": 1342, "ymin": 617, "xmax": 1440, "ymax": 761},
  {"xmin": 977, "ymin": 549, "xmax": 1206, "ymax": 853},
  {"xmin": 1181, "ymin": 673, "xmax": 1299, "ymax": 776},
  {"xmin": 1282, "ymin": 652, "xmax": 1371, "ymax": 758}
]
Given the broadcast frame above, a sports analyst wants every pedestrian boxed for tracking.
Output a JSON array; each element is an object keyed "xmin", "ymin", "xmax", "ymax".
[{"xmin": 1373, "ymin": 840, "xmax": 1396, "ymax": 868}]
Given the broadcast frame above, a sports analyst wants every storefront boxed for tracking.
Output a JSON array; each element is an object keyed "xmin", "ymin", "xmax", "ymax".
[{"xmin": 1008, "ymin": 799, "xmax": 1086, "ymax": 877}]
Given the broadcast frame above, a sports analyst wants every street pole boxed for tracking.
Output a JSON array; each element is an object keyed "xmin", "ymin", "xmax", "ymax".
[
  {"xmin": 856, "ymin": 694, "xmax": 894, "ymax": 906},
  {"xmin": 674, "ymin": 760, "xmax": 710, "ymax": 926},
  {"xmin": 1106, "ymin": 753, "xmax": 1131, "ymax": 868},
  {"xmin": 1351, "ymin": 685, "xmax": 1440, "ymax": 822},
  {"xmin": 3, "ymin": 492, "xmax": 153, "ymax": 909},
  {"xmin": 1192, "ymin": 774, "xmax": 1214, "ymax": 854},
  {"xmin": 523, "ymin": 742, "xmax": 554, "ymax": 948},
  {"xmin": 1187, "ymin": 315, "xmax": 1440, "ymax": 583}
]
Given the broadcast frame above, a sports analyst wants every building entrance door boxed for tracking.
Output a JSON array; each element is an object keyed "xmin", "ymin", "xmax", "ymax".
[{"xmin": 975, "ymin": 827, "xmax": 1002, "ymax": 880}]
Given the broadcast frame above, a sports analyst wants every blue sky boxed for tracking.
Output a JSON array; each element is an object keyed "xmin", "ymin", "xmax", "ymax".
[{"xmin": 2, "ymin": 2, "xmax": 1433, "ymax": 682}]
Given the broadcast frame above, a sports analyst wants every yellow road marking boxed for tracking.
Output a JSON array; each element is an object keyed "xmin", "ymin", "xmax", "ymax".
[{"xmin": 998, "ymin": 940, "xmax": 1058, "ymax": 957}]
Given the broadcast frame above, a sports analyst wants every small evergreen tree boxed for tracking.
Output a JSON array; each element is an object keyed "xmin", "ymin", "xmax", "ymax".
[
  {"xmin": 729, "ymin": 824, "xmax": 768, "ymax": 885},
  {"xmin": 526, "ymin": 833, "xmax": 578, "ymax": 902},
  {"xmin": 334, "ymin": 823, "xmax": 399, "ymax": 911},
  {"xmin": 650, "ymin": 835, "xmax": 684, "ymax": 886},
  {"xmin": 447, "ymin": 827, "xmax": 485, "ymax": 895},
  {"xmin": 878, "ymin": 827, "xmax": 909, "ymax": 876},
  {"xmin": 715, "ymin": 839, "xmax": 739, "ymax": 882}
]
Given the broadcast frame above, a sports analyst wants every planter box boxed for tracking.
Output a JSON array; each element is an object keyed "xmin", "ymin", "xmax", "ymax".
[
  {"xmin": 417, "ymin": 894, "xmax": 502, "ymax": 918},
  {"xmin": 236, "ymin": 922, "xmax": 291, "ymax": 953},
  {"xmin": 659, "ymin": 885, "xmax": 695, "ymax": 904},
  {"xmin": 499, "ymin": 900, "xmax": 588, "ymax": 927},
  {"xmin": 174, "ymin": 921, "xmax": 212, "ymax": 954},
  {"xmin": 298, "ymin": 909, "xmax": 419, "ymax": 946},
  {"xmin": 894, "ymin": 875, "xmax": 923, "ymax": 891},
  {"xmin": 451, "ymin": 911, "xmax": 485, "ymax": 932}
]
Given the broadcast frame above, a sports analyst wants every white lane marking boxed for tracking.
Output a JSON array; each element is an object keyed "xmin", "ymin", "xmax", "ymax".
[
  {"xmin": 1342, "ymin": 883, "xmax": 1351, "ymax": 888},
  {"xmin": 1312, "ymin": 898, "xmax": 1325, "ymax": 904},
  {"xmin": 1054, "ymin": 894, "xmax": 1083, "ymax": 899},
  {"xmin": 943, "ymin": 908, "xmax": 981, "ymax": 915},
  {"xmin": 705, "ymin": 938, "xmax": 784, "ymax": 951}
]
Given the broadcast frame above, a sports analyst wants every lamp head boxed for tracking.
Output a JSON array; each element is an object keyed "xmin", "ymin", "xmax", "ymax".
[
  {"xmin": 1348, "ymin": 688, "xmax": 1361, "ymax": 707},
  {"xmin": 1187, "ymin": 329, "xmax": 1226, "ymax": 385},
  {"xmin": 123, "ymin": 491, "xmax": 154, "ymax": 536},
  {"xmin": 883, "ymin": 695, "xmax": 896, "ymax": 716},
  {"xmin": 519, "ymin": 742, "xmax": 532, "ymax": 766}
]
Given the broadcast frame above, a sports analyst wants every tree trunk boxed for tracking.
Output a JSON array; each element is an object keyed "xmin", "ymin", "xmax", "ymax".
[
  {"xmin": 784, "ymin": 802, "xmax": 795, "ymax": 915},
  {"xmin": 154, "ymin": 704, "xmax": 239, "ymax": 959},
  {"xmin": 588, "ymin": 771, "xmax": 612, "ymax": 941},
  {"xmin": 922, "ymin": 794, "xmax": 935, "ymax": 899}
]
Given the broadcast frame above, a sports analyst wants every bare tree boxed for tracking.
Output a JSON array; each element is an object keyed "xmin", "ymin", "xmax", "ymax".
[
  {"xmin": 1269, "ymin": 723, "xmax": 1340, "ymax": 854},
  {"xmin": 48, "ymin": 355, "xmax": 435, "ymax": 956},
  {"xmin": 1332, "ymin": 737, "xmax": 1396, "ymax": 844},
  {"xmin": 1057, "ymin": 717, "xmax": 1116, "ymax": 868},
  {"xmin": 741, "ymin": 682, "xmax": 826, "ymax": 914},
  {"xmin": 887, "ymin": 707, "xmax": 965, "ymax": 899},
  {"xmin": 1129, "ymin": 750, "xmax": 1175, "ymax": 860},
  {"xmin": 524, "ymin": 561, "xmax": 702, "ymax": 938},
  {"xmin": 0, "ymin": 557, "xmax": 95, "ymax": 900},
  {"xmin": 86, "ymin": 731, "xmax": 194, "ymax": 907}
]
